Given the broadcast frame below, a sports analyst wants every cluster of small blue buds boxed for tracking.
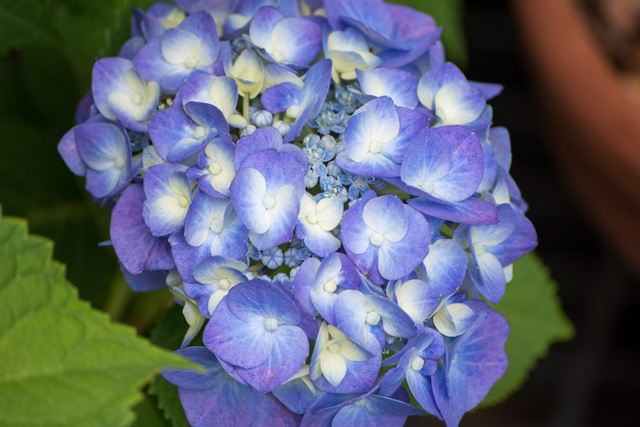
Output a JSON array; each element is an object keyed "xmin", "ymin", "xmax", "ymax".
[{"xmin": 58, "ymin": 1, "xmax": 537, "ymax": 426}]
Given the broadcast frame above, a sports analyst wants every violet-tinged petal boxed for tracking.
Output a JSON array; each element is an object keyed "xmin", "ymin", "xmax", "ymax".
[
  {"xmin": 407, "ymin": 195, "xmax": 498, "ymax": 225},
  {"xmin": 284, "ymin": 59, "xmax": 332, "ymax": 143},
  {"xmin": 165, "ymin": 347, "xmax": 299, "ymax": 427},
  {"xmin": 110, "ymin": 183, "xmax": 175, "ymax": 274},
  {"xmin": 269, "ymin": 16, "xmax": 322, "ymax": 68},
  {"xmin": 181, "ymin": 73, "xmax": 239, "ymax": 121},
  {"xmin": 234, "ymin": 126, "xmax": 306, "ymax": 172},
  {"xmin": 393, "ymin": 279, "xmax": 440, "ymax": 325},
  {"xmin": 119, "ymin": 265, "xmax": 168, "ymax": 292},
  {"xmin": 229, "ymin": 167, "xmax": 269, "ymax": 233},
  {"xmin": 293, "ymin": 257, "xmax": 321, "ymax": 317},
  {"xmin": 333, "ymin": 290, "xmax": 374, "ymax": 351},
  {"xmin": 162, "ymin": 347, "xmax": 220, "ymax": 390},
  {"xmin": 272, "ymin": 369, "xmax": 318, "ymax": 414},
  {"xmin": 92, "ymin": 57, "xmax": 159, "ymax": 131},
  {"xmin": 470, "ymin": 81, "xmax": 504, "ymax": 100},
  {"xmin": 189, "ymin": 134, "xmax": 236, "ymax": 198},
  {"xmin": 75, "ymin": 122, "xmax": 133, "ymax": 199},
  {"xmin": 340, "ymin": 190, "xmax": 376, "ymax": 255},
  {"xmin": 362, "ymin": 195, "xmax": 408, "ymax": 242},
  {"xmin": 431, "ymin": 300, "xmax": 509, "ymax": 426},
  {"xmin": 401, "ymin": 126, "xmax": 484, "ymax": 203},
  {"xmin": 58, "ymin": 127, "xmax": 86, "ymax": 176},
  {"xmin": 235, "ymin": 324, "xmax": 309, "ymax": 392},
  {"xmin": 420, "ymin": 237, "xmax": 468, "ymax": 297},
  {"xmin": 143, "ymin": 163, "xmax": 191, "ymax": 237},
  {"xmin": 204, "ymin": 298, "xmax": 274, "ymax": 368},
  {"xmin": 367, "ymin": 294, "xmax": 416, "ymax": 339},
  {"xmin": 226, "ymin": 278, "xmax": 301, "ymax": 324},
  {"xmin": 261, "ymin": 82, "xmax": 303, "ymax": 113},
  {"xmin": 377, "ymin": 205, "xmax": 430, "ymax": 280},
  {"xmin": 486, "ymin": 207, "xmax": 537, "ymax": 266},
  {"xmin": 355, "ymin": 67, "xmax": 419, "ymax": 109}
]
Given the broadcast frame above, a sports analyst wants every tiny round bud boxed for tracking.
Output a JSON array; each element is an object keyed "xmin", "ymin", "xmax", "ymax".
[
  {"xmin": 328, "ymin": 343, "xmax": 341, "ymax": 353},
  {"xmin": 114, "ymin": 156, "xmax": 125, "ymax": 169},
  {"xmin": 208, "ymin": 162, "xmax": 222, "ymax": 175},
  {"xmin": 273, "ymin": 120, "xmax": 290, "ymax": 136},
  {"xmin": 263, "ymin": 196, "xmax": 276, "ymax": 209},
  {"xmin": 264, "ymin": 317, "xmax": 279, "ymax": 331},
  {"xmin": 369, "ymin": 232, "xmax": 384, "ymax": 247},
  {"xmin": 209, "ymin": 220, "xmax": 224, "ymax": 234},
  {"xmin": 286, "ymin": 105, "xmax": 300, "ymax": 119},
  {"xmin": 323, "ymin": 280, "xmax": 337, "ymax": 293},
  {"xmin": 177, "ymin": 196, "xmax": 189, "ymax": 208},
  {"xmin": 365, "ymin": 310, "xmax": 380, "ymax": 326},
  {"xmin": 193, "ymin": 126, "xmax": 206, "ymax": 139},
  {"xmin": 251, "ymin": 110, "xmax": 273, "ymax": 127},
  {"xmin": 240, "ymin": 125, "xmax": 257, "ymax": 136},
  {"xmin": 410, "ymin": 356, "xmax": 425, "ymax": 371},
  {"xmin": 307, "ymin": 213, "xmax": 318, "ymax": 224},
  {"xmin": 218, "ymin": 278, "xmax": 231, "ymax": 290},
  {"xmin": 131, "ymin": 93, "xmax": 143, "ymax": 105},
  {"xmin": 184, "ymin": 57, "xmax": 198, "ymax": 69}
]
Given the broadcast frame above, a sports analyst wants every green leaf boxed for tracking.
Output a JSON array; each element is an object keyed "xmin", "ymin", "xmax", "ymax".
[
  {"xmin": 148, "ymin": 305, "xmax": 192, "ymax": 427},
  {"xmin": 480, "ymin": 252, "xmax": 575, "ymax": 406},
  {"xmin": 0, "ymin": 211, "xmax": 195, "ymax": 427}
]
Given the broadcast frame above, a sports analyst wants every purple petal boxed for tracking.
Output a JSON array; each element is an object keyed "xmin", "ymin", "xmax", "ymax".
[
  {"xmin": 226, "ymin": 278, "xmax": 301, "ymax": 324},
  {"xmin": 110, "ymin": 183, "xmax": 175, "ymax": 274},
  {"xmin": 408, "ymin": 195, "xmax": 499, "ymax": 226},
  {"xmin": 377, "ymin": 205, "xmax": 430, "ymax": 280},
  {"xmin": 236, "ymin": 325, "xmax": 309, "ymax": 392},
  {"xmin": 261, "ymin": 82, "xmax": 303, "ymax": 113},
  {"xmin": 204, "ymin": 298, "xmax": 274, "ymax": 368}
]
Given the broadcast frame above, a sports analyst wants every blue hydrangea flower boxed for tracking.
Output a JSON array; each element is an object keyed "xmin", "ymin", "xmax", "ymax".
[
  {"xmin": 337, "ymin": 96, "xmax": 429, "ymax": 178},
  {"xmin": 341, "ymin": 191, "xmax": 430, "ymax": 284},
  {"xmin": 248, "ymin": 6, "xmax": 322, "ymax": 69},
  {"xmin": 162, "ymin": 347, "xmax": 300, "ymax": 427},
  {"xmin": 92, "ymin": 58, "xmax": 160, "ymax": 131},
  {"xmin": 309, "ymin": 322, "xmax": 380, "ymax": 394},
  {"xmin": 183, "ymin": 256, "xmax": 248, "ymax": 317},
  {"xmin": 57, "ymin": 1, "xmax": 540, "ymax": 424},
  {"xmin": 134, "ymin": 11, "xmax": 222, "ymax": 92},
  {"xmin": 204, "ymin": 279, "xmax": 310, "ymax": 392},
  {"xmin": 230, "ymin": 147, "xmax": 306, "ymax": 250}
]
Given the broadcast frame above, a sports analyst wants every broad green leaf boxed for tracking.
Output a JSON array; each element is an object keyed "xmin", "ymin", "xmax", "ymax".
[
  {"xmin": 0, "ymin": 211, "xmax": 195, "ymax": 427},
  {"xmin": 149, "ymin": 305, "xmax": 192, "ymax": 427},
  {"xmin": 480, "ymin": 252, "xmax": 575, "ymax": 406}
]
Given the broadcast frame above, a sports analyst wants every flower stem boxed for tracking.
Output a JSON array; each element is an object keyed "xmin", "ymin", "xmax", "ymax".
[{"xmin": 243, "ymin": 95, "xmax": 250, "ymax": 123}]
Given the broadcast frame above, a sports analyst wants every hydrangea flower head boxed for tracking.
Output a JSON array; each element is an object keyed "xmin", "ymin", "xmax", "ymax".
[{"xmin": 58, "ymin": 1, "xmax": 538, "ymax": 425}]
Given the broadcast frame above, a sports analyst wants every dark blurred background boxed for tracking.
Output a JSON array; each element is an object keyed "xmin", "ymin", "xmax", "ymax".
[
  {"xmin": 409, "ymin": 1, "xmax": 639, "ymax": 426},
  {"xmin": 1, "ymin": 0, "xmax": 638, "ymax": 426}
]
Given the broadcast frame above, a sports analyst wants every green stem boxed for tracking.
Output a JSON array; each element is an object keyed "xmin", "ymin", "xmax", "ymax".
[
  {"xmin": 102, "ymin": 274, "xmax": 134, "ymax": 322},
  {"xmin": 243, "ymin": 95, "xmax": 250, "ymax": 123}
]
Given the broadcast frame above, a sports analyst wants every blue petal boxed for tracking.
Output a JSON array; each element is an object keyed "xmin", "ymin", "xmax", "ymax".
[
  {"xmin": 226, "ymin": 278, "xmax": 301, "ymax": 325},
  {"xmin": 204, "ymin": 298, "xmax": 273, "ymax": 368},
  {"xmin": 261, "ymin": 82, "xmax": 303, "ymax": 113},
  {"xmin": 236, "ymin": 324, "xmax": 309, "ymax": 392},
  {"xmin": 377, "ymin": 205, "xmax": 430, "ymax": 280},
  {"xmin": 356, "ymin": 67, "xmax": 419, "ymax": 109},
  {"xmin": 407, "ymin": 195, "xmax": 498, "ymax": 225},
  {"xmin": 110, "ymin": 184, "xmax": 175, "ymax": 274}
]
